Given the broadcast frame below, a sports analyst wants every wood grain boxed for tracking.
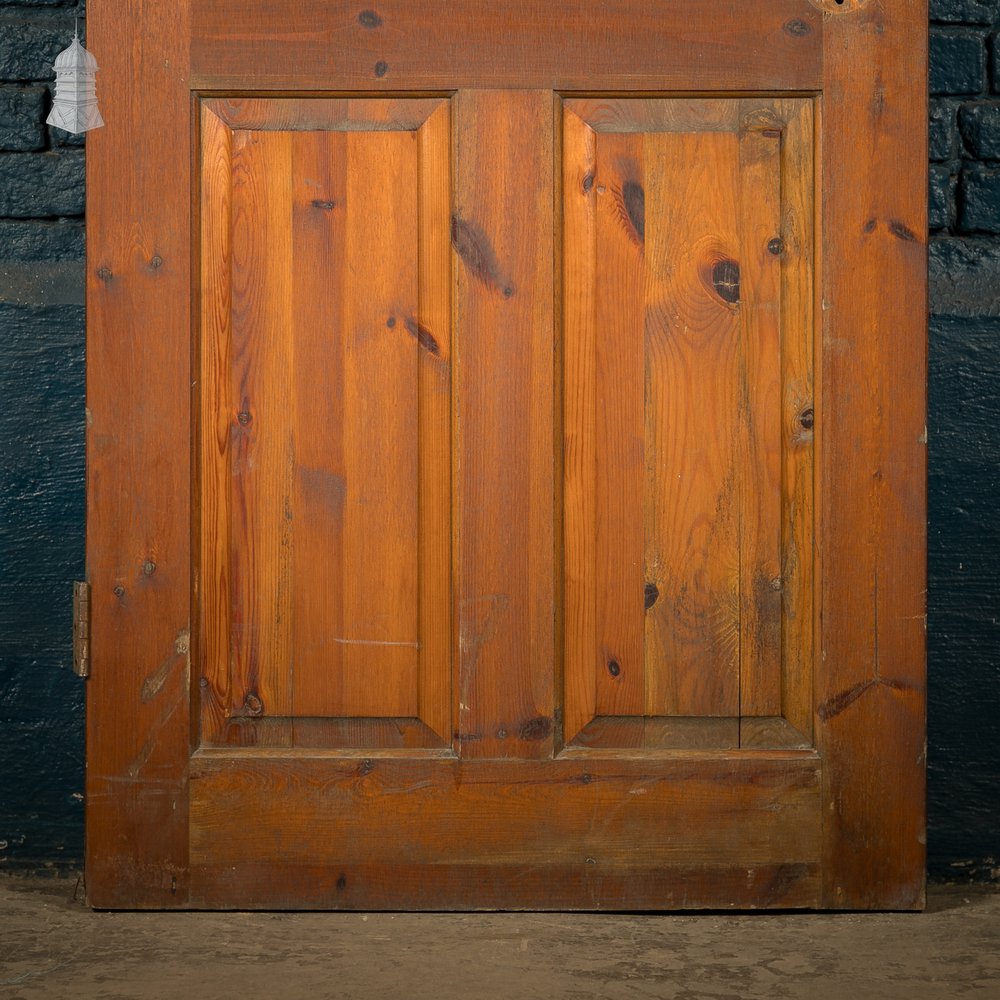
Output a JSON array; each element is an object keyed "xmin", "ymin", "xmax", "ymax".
[
  {"xmin": 592, "ymin": 128, "xmax": 646, "ymax": 721},
  {"xmin": 91, "ymin": 1, "xmax": 923, "ymax": 911},
  {"xmin": 198, "ymin": 99, "xmax": 452, "ymax": 740},
  {"xmin": 228, "ymin": 128, "xmax": 296, "ymax": 722},
  {"xmin": 563, "ymin": 99, "xmax": 801, "ymax": 739},
  {"xmin": 190, "ymin": 0, "xmax": 822, "ymax": 92},
  {"xmin": 818, "ymin": 2, "xmax": 928, "ymax": 909},
  {"xmin": 561, "ymin": 107, "xmax": 599, "ymax": 744},
  {"xmin": 285, "ymin": 127, "xmax": 351, "ymax": 719},
  {"xmin": 453, "ymin": 91, "xmax": 556, "ymax": 760},
  {"xmin": 198, "ymin": 105, "xmax": 234, "ymax": 742},
  {"xmin": 205, "ymin": 717, "xmax": 450, "ymax": 751},
  {"xmin": 86, "ymin": 0, "xmax": 193, "ymax": 907},
  {"xmin": 735, "ymin": 122, "xmax": 783, "ymax": 719},
  {"xmin": 189, "ymin": 754, "xmax": 822, "ymax": 909},
  {"xmin": 777, "ymin": 100, "xmax": 816, "ymax": 743},
  {"xmin": 566, "ymin": 715, "xmax": 810, "ymax": 752},
  {"xmin": 416, "ymin": 102, "xmax": 453, "ymax": 742},
  {"xmin": 642, "ymin": 127, "xmax": 744, "ymax": 718}
]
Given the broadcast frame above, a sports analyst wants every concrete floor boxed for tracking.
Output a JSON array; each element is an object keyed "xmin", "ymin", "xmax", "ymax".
[{"xmin": 1, "ymin": 877, "xmax": 998, "ymax": 1000}]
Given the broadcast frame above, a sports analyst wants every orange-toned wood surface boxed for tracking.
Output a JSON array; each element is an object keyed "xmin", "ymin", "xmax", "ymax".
[
  {"xmin": 85, "ymin": 0, "xmax": 193, "ymax": 909},
  {"xmin": 190, "ymin": 1, "xmax": 822, "ymax": 93},
  {"xmin": 817, "ymin": 3, "xmax": 928, "ymax": 910},
  {"xmin": 453, "ymin": 90, "xmax": 556, "ymax": 760},
  {"xmin": 562, "ymin": 98, "xmax": 812, "ymax": 745},
  {"xmin": 188, "ymin": 753, "xmax": 822, "ymax": 909},
  {"xmin": 198, "ymin": 99, "xmax": 451, "ymax": 743},
  {"xmin": 87, "ymin": 0, "xmax": 926, "ymax": 911}
]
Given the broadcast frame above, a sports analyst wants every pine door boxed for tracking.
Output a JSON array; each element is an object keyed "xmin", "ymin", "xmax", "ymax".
[{"xmin": 85, "ymin": 0, "xmax": 927, "ymax": 909}]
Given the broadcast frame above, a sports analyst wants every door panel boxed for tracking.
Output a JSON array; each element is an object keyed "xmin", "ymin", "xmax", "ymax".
[
  {"xmin": 87, "ymin": 0, "xmax": 927, "ymax": 910},
  {"xmin": 562, "ymin": 98, "xmax": 814, "ymax": 750},
  {"xmin": 188, "ymin": 755, "xmax": 822, "ymax": 909},
  {"xmin": 198, "ymin": 98, "xmax": 452, "ymax": 748}
]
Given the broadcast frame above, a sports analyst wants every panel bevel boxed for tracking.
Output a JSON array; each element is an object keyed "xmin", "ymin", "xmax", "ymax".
[
  {"xmin": 197, "ymin": 96, "xmax": 453, "ymax": 750},
  {"xmin": 561, "ymin": 97, "xmax": 815, "ymax": 751}
]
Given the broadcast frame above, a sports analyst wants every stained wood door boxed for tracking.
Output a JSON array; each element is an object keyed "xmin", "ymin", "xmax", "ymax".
[{"xmin": 85, "ymin": 0, "xmax": 927, "ymax": 910}]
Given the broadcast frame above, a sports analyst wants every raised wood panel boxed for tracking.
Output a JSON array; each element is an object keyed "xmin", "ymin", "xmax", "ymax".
[
  {"xmin": 197, "ymin": 98, "xmax": 451, "ymax": 747},
  {"xmin": 190, "ymin": 1, "xmax": 823, "ymax": 92},
  {"xmin": 562, "ymin": 98, "xmax": 814, "ymax": 748}
]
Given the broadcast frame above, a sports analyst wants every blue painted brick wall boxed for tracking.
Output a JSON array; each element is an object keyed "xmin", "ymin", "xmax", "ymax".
[
  {"xmin": 929, "ymin": 0, "xmax": 1000, "ymax": 882},
  {"xmin": 0, "ymin": 0, "xmax": 86, "ymax": 870},
  {"xmin": 0, "ymin": 3, "xmax": 998, "ymax": 881}
]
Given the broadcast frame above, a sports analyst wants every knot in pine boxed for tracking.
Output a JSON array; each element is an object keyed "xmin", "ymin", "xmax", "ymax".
[{"xmin": 712, "ymin": 259, "xmax": 741, "ymax": 304}]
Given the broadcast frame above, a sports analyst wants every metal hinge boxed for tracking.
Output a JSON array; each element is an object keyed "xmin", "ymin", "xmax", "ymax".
[{"xmin": 72, "ymin": 581, "xmax": 90, "ymax": 678}]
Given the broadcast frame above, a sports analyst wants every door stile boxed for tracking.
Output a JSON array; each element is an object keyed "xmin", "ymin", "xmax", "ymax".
[
  {"xmin": 817, "ymin": 3, "xmax": 928, "ymax": 909},
  {"xmin": 86, "ymin": 0, "xmax": 194, "ymax": 908}
]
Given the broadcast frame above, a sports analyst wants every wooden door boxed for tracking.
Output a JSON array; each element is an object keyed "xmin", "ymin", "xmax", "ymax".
[{"xmin": 85, "ymin": 0, "xmax": 927, "ymax": 910}]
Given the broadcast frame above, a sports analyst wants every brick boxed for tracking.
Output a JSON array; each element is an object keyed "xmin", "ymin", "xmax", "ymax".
[
  {"xmin": 0, "ymin": 150, "xmax": 84, "ymax": 217},
  {"xmin": 930, "ymin": 99, "xmax": 960, "ymax": 160},
  {"xmin": 0, "ymin": 85, "xmax": 45, "ymax": 151},
  {"xmin": 960, "ymin": 101, "xmax": 1000, "ymax": 158},
  {"xmin": 930, "ymin": 0, "xmax": 999, "ymax": 24},
  {"xmin": 48, "ymin": 125, "xmax": 85, "ymax": 147},
  {"xmin": 960, "ymin": 165, "xmax": 1000, "ymax": 232},
  {"xmin": 0, "ymin": 16, "xmax": 73, "ymax": 81},
  {"xmin": 0, "ymin": 220, "xmax": 84, "ymax": 260},
  {"xmin": 931, "ymin": 164, "xmax": 958, "ymax": 231},
  {"xmin": 930, "ymin": 30, "xmax": 987, "ymax": 95},
  {"xmin": 930, "ymin": 237, "xmax": 1000, "ymax": 317}
]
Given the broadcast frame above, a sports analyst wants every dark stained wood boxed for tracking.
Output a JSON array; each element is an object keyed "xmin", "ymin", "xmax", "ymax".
[
  {"xmin": 85, "ymin": 0, "xmax": 193, "ymax": 908},
  {"xmin": 204, "ymin": 717, "xmax": 450, "ymax": 751},
  {"xmin": 190, "ymin": 1, "xmax": 822, "ymax": 92},
  {"xmin": 566, "ymin": 716, "xmax": 811, "ymax": 752},
  {"xmin": 188, "ymin": 754, "xmax": 822, "ymax": 909},
  {"xmin": 453, "ymin": 91, "xmax": 556, "ymax": 760},
  {"xmin": 189, "ymin": 860, "xmax": 820, "ymax": 911},
  {"xmin": 817, "ymin": 1, "xmax": 928, "ymax": 910}
]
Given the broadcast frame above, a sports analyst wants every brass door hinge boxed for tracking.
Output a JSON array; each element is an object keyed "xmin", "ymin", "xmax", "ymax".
[{"xmin": 72, "ymin": 581, "xmax": 90, "ymax": 678}]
